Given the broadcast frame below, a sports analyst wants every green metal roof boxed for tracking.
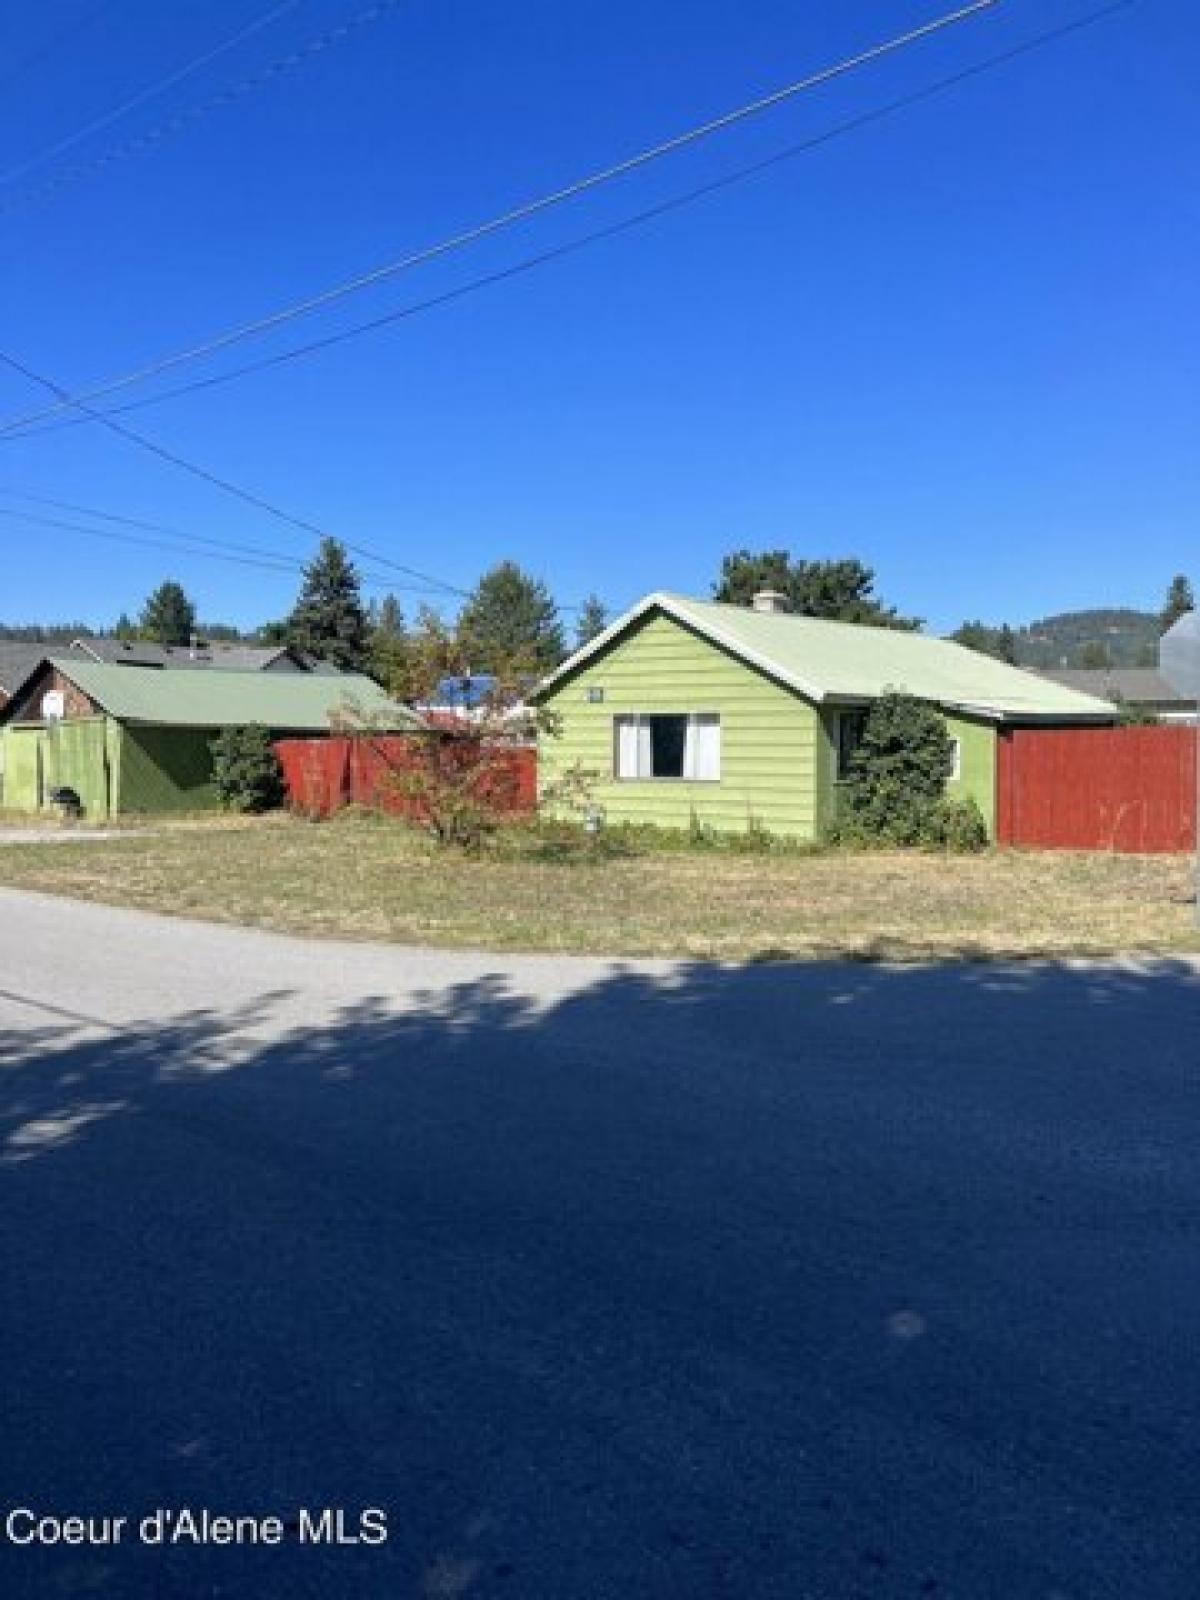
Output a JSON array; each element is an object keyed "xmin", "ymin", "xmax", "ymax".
[
  {"xmin": 538, "ymin": 594, "xmax": 1120, "ymax": 723},
  {"xmin": 46, "ymin": 658, "xmax": 422, "ymax": 731}
]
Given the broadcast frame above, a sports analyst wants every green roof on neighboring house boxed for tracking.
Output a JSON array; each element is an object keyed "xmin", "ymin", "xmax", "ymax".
[
  {"xmin": 536, "ymin": 593, "xmax": 1119, "ymax": 723},
  {"xmin": 41, "ymin": 658, "xmax": 422, "ymax": 731}
]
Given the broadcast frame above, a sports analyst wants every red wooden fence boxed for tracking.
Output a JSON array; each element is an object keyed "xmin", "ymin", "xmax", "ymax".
[
  {"xmin": 997, "ymin": 726, "xmax": 1197, "ymax": 853},
  {"xmin": 274, "ymin": 735, "xmax": 536, "ymax": 820}
]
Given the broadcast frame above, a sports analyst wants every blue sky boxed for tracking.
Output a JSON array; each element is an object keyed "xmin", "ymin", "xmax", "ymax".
[{"xmin": 0, "ymin": 0, "xmax": 1195, "ymax": 635}]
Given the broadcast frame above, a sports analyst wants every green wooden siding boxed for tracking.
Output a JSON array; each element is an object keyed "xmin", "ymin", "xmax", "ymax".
[
  {"xmin": 944, "ymin": 713, "xmax": 997, "ymax": 835},
  {"xmin": 817, "ymin": 707, "xmax": 997, "ymax": 838},
  {"xmin": 0, "ymin": 719, "xmax": 215, "ymax": 815},
  {"xmin": 540, "ymin": 612, "xmax": 1002, "ymax": 841},
  {"xmin": 116, "ymin": 726, "xmax": 220, "ymax": 812},
  {"xmin": 43, "ymin": 718, "xmax": 114, "ymax": 818},
  {"xmin": 0, "ymin": 727, "xmax": 44, "ymax": 812},
  {"xmin": 539, "ymin": 612, "xmax": 822, "ymax": 837}
]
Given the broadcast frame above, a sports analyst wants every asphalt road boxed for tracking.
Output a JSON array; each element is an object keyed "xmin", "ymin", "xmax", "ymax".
[{"xmin": 1, "ymin": 889, "xmax": 1198, "ymax": 1599}]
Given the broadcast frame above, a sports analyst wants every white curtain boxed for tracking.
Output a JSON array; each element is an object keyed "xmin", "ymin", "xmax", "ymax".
[
  {"xmin": 617, "ymin": 716, "xmax": 651, "ymax": 779},
  {"xmin": 684, "ymin": 714, "xmax": 720, "ymax": 781}
]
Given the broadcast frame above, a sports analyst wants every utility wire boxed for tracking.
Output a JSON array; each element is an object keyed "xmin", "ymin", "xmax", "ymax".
[
  {"xmin": 3, "ymin": 0, "xmax": 1137, "ymax": 437},
  {"xmin": 0, "ymin": 504, "xmax": 312, "ymax": 579},
  {"xmin": 0, "ymin": 0, "xmax": 411, "ymax": 219},
  {"xmin": 0, "ymin": 486, "xmax": 444, "ymax": 593},
  {"xmin": 0, "ymin": 347, "xmax": 471, "ymax": 597},
  {"xmin": 0, "ymin": 505, "xmax": 438, "ymax": 595},
  {"xmin": 0, "ymin": 0, "xmax": 999, "ymax": 435},
  {"xmin": 0, "ymin": 0, "xmax": 301, "ymax": 188}
]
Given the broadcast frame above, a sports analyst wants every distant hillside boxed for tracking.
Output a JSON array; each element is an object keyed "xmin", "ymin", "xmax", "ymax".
[{"xmin": 1013, "ymin": 609, "xmax": 1160, "ymax": 670}]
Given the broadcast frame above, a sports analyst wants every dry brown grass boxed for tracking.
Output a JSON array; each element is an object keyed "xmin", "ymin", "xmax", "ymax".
[{"xmin": 0, "ymin": 813, "xmax": 1196, "ymax": 961}]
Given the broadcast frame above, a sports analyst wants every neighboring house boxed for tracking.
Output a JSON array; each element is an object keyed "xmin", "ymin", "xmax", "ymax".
[
  {"xmin": 0, "ymin": 657, "xmax": 419, "ymax": 817},
  {"xmin": 1, "ymin": 636, "xmax": 338, "ymax": 707},
  {"xmin": 417, "ymin": 673, "xmax": 536, "ymax": 739},
  {"xmin": 0, "ymin": 642, "xmax": 45, "ymax": 709},
  {"xmin": 1034, "ymin": 610, "xmax": 1200, "ymax": 723},
  {"xmin": 533, "ymin": 592, "xmax": 1117, "ymax": 841},
  {"xmin": 66, "ymin": 637, "xmax": 318, "ymax": 672},
  {"xmin": 1159, "ymin": 609, "xmax": 1200, "ymax": 709},
  {"xmin": 1033, "ymin": 667, "xmax": 1197, "ymax": 723}
]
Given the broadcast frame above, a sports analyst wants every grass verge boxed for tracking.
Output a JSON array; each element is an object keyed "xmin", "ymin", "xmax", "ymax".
[{"xmin": 0, "ymin": 813, "xmax": 1196, "ymax": 961}]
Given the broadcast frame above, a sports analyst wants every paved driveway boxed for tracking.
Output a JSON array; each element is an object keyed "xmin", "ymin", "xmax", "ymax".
[{"xmin": 1, "ymin": 889, "xmax": 1198, "ymax": 1598}]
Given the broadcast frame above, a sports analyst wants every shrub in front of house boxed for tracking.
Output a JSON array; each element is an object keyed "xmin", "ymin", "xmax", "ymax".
[
  {"xmin": 829, "ymin": 692, "xmax": 987, "ymax": 852},
  {"xmin": 210, "ymin": 725, "xmax": 286, "ymax": 814}
]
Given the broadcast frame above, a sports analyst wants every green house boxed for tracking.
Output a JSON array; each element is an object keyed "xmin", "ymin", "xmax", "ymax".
[
  {"xmin": 0, "ymin": 657, "xmax": 419, "ymax": 818},
  {"xmin": 534, "ymin": 593, "xmax": 1117, "ymax": 840}
]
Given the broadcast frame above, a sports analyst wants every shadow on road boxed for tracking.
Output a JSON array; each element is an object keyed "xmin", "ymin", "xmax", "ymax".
[{"xmin": 2, "ymin": 956, "xmax": 1199, "ymax": 1598}]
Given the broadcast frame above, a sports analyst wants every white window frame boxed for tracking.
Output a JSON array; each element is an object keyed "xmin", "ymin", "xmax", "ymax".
[
  {"xmin": 613, "ymin": 713, "xmax": 721, "ymax": 782},
  {"xmin": 947, "ymin": 736, "xmax": 962, "ymax": 781}
]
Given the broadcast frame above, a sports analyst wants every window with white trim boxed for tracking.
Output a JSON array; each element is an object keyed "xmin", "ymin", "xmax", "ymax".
[
  {"xmin": 947, "ymin": 737, "xmax": 962, "ymax": 781},
  {"xmin": 613, "ymin": 713, "xmax": 721, "ymax": 781}
]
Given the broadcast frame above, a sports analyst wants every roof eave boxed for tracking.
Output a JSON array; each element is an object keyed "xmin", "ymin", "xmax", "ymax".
[{"xmin": 531, "ymin": 592, "xmax": 828, "ymax": 704}]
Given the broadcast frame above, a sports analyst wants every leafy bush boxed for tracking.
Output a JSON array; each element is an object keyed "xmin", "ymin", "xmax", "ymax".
[
  {"xmin": 392, "ymin": 735, "xmax": 523, "ymax": 851},
  {"xmin": 210, "ymin": 725, "xmax": 285, "ymax": 813},
  {"xmin": 932, "ymin": 796, "xmax": 989, "ymax": 852},
  {"xmin": 835, "ymin": 692, "xmax": 987, "ymax": 851}
]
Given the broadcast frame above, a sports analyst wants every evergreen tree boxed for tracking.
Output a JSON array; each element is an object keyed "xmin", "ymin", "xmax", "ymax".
[
  {"xmin": 838, "ymin": 692, "xmax": 986, "ymax": 850},
  {"xmin": 713, "ymin": 550, "xmax": 920, "ymax": 629},
  {"xmin": 951, "ymin": 620, "xmax": 1018, "ymax": 664},
  {"xmin": 457, "ymin": 560, "xmax": 565, "ymax": 673},
  {"xmin": 368, "ymin": 593, "xmax": 410, "ymax": 694},
  {"xmin": 113, "ymin": 612, "xmax": 137, "ymax": 640},
  {"xmin": 575, "ymin": 594, "xmax": 609, "ymax": 648},
  {"xmin": 284, "ymin": 538, "xmax": 370, "ymax": 671},
  {"xmin": 1159, "ymin": 574, "xmax": 1194, "ymax": 634},
  {"xmin": 139, "ymin": 580, "xmax": 196, "ymax": 646}
]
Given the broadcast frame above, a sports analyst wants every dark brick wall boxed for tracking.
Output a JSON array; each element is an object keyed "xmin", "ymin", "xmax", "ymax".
[{"xmin": 3, "ymin": 663, "xmax": 99, "ymax": 724}]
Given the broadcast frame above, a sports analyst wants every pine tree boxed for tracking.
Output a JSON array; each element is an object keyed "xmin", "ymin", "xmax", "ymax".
[
  {"xmin": 574, "ymin": 594, "xmax": 609, "ymax": 649},
  {"xmin": 713, "ymin": 550, "xmax": 920, "ymax": 629},
  {"xmin": 284, "ymin": 538, "xmax": 370, "ymax": 671},
  {"xmin": 456, "ymin": 561, "xmax": 564, "ymax": 673},
  {"xmin": 139, "ymin": 580, "xmax": 196, "ymax": 646},
  {"xmin": 951, "ymin": 620, "xmax": 1018, "ymax": 664},
  {"xmin": 113, "ymin": 612, "xmax": 137, "ymax": 640},
  {"xmin": 1159, "ymin": 574, "xmax": 1194, "ymax": 635},
  {"xmin": 368, "ymin": 593, "xmax": 410, "ymax": 694}
]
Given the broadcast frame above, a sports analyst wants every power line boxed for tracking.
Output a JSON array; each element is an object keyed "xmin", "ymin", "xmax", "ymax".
[
  {"xmin": 3, "ymin": 0, "xmax": 1138, "ymax": 438},
  {"xmin": 0, "ymin": 0, "xmax": 1000, "ymax": 435},
  {"xmin": 0, "ymin": 504, "xmax": 310, "ymax": 579},
  {"xmin": 0, "ymin": 347, "xmax": 471, "ymax": 598},
  {"xmin": 0, "ymin": 0, "xmax": 411, "ymax": 219},
  {"xmin": 0, "ymin": 505, "xmax": 438, "ymax": 596},
  {"xmin": 0, "ymin": 486, "xmax": 446, "ymax": 594},
  {"xmin": 0, "ymin": 0, "xmax": 301, "ymax": 189}
]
